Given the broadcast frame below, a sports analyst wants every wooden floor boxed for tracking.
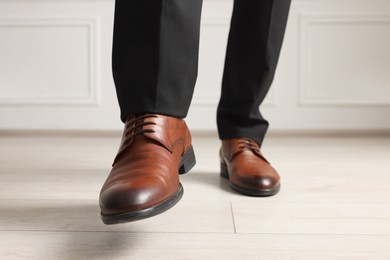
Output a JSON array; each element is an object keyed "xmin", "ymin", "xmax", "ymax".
[{"xmin": 0, "ymin": 135, "xmax": 390, "ymax": 259}]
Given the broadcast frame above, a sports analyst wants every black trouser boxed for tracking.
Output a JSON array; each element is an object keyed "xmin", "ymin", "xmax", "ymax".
[{"xmin": 112, "ymin": 0, "xmax": 291, "ymax": 145}]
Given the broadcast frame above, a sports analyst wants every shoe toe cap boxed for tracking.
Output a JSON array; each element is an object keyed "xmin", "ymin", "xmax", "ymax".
[{"xmin": 99, "ymin": 179, "xmax": 172, "ymax": 215}]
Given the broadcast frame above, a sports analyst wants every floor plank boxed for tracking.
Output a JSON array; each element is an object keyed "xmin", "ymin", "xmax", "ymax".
[
  {"xmin": 1, "ymin": 136, "xmax": 390, "ymax": 259},
  {"xmin": 232, "ymin": 201, "xmax": 390, "ymax": 235},
  {"xmin": 0, "ymin": 199, "xmax": 234, "ymax": 234},
  {"xmin": 0, "ymin": 231, "xmax": 389, "ymax": 259}
]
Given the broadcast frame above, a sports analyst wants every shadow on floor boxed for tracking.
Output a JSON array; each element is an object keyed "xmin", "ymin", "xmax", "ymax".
[
  {"xmin": 0, "ymin": 202, "xmax": 141, "ymax": 258},
  {"xmin": 180, "ymin": 171, "xmax": 238, "ymax": 195}
]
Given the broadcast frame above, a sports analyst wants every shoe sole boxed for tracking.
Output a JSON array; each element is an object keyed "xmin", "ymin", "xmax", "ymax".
[
  {"xmin": 101, "ymin": 184, "xmax": 184, "ymax": 224},
  {"xmin": 101, "ymin": 147, "xmax": 196, "ymax": 225},
  {"xmin": 220, "ymin": 164, "xmax": 280, "ymax": 197}
]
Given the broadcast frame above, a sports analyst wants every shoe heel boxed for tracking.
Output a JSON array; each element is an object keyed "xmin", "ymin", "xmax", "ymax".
[
  {"xmin": 220, "ymin": 163, "xmax": 229, "ymax": 179},
  {"xmin": 179, "ymin": 146, "xmax": 196, "ymax": 175}
]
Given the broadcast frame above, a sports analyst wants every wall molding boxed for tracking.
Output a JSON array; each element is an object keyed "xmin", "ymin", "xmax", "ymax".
[
  {"xmin": 0, "ymin": 16, "xmax": 100, "ymax": 106},
  {"xmin": 298, "ymin": 13, "xmax": 390, "ymax": 106}
]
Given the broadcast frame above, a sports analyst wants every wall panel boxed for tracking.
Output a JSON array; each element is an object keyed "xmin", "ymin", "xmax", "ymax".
[{"xmin": 0, "ymin": 0, "xmax": 389, "ymax": 131}]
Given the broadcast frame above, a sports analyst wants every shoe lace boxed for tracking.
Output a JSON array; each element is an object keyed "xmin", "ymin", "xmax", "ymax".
[
  {"xmin": 113, "ymin": 114, "xmax": 158, "ymax": 166},
  {"xmin": 122, "ymin": 114, "xmax": 157, "ymax": 146},
  {"xmin": 237, "ymin": 138, "xmax": 260, "ymax": 153},
  {"xmin": 235, "ymin": 138, "xmax": 269, "ymax": 163}
]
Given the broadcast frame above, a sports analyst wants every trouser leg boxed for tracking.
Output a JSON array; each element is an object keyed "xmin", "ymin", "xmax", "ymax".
[
  {"xmin": 217, "ymin": 0, "xmax": 291, "ymax": 145},
  {"xmin": 112, "ymin": 0, "xmax": 203, "ymax": 122}
]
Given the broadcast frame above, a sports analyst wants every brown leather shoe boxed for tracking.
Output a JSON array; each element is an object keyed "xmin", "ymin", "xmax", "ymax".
[
  {"xmin": 220, "ymin": 138, "xmax": 280, "ymax": 196},
  {"xmin": 99, "ymin": 114, "xmax": 195, "ymax": 224}
]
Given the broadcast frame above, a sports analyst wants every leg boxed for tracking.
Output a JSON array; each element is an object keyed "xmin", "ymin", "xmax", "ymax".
[
  {"xmin": 112, "ymin": 0, "xmax": 203, "ymax": 122},
  {"xmin": 217, "ymin": 0, "xmax": 291, "ymax": 145},
  {"xmin": 218, "ymin": 0, "xmax": 291, "ymax": 197},
  {"xmin": 100, "ymin": 0, "xmax": 203, "ymax": 224}
]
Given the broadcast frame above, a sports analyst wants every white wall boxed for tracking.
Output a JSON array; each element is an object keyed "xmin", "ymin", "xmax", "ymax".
[{"xmin": 0, "ymin": 0, "xmax": 389, "ymax": 131}]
